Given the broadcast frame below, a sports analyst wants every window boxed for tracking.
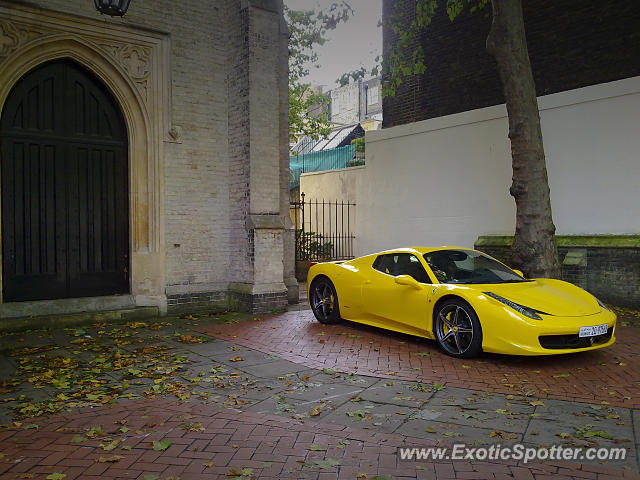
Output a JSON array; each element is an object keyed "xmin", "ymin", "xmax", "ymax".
[
  {"xmin": 372, "ymin": 253, "xmax": 431, "ymax": 283},
  {"xmin": 367, "ymin": 86, "xmax": 379, "ymax": 106},
  {"xmin": 423, "ymin": 250, "xmax": 530, "ymax": 284},
  {"xmin": 372, "ymin": 254, "xmax": 396, "ymax": 275}
]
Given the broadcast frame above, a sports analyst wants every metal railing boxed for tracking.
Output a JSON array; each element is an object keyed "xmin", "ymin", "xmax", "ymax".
[{"xmin": 291, "ymin": 192, "xmax": 356, "ymax": 261}]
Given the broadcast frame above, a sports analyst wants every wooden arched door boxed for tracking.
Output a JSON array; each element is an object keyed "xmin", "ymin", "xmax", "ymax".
[{"xmin": 1, "ymin": 60, "xmax": 129, "ymax": 302}]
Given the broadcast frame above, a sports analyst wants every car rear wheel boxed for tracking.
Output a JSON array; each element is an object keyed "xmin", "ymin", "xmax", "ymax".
[
  {"xmin": 310, "ymin": 277, "xmax": 341, "ymax": 324},
  {"xmin": 434, "ymin": 299, "xmax": 482, "ymax": 358}
]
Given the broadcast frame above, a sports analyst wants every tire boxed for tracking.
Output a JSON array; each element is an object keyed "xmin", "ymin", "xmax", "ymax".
[
  {"xmin": 434, "ymin": 298, "xmax": 483, "ymax": 358},
  {"xmin": 310, "ymin": 277, "xmax": 342, "ymax": 324}
]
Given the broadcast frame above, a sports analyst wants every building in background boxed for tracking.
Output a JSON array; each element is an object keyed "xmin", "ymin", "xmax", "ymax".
[
  {"xmin": 330, "ymin": 77, "xmax": 382, "ymax": 130},
  {"xmin": 0, "ymin": 0, "xmax": 296, "ymax": 322}
]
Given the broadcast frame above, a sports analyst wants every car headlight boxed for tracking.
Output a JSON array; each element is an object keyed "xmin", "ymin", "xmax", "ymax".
[
  {"xmin": 593, "ymin": 296, "xmax": 610, "ymax": 311},
  {"xmin": 484, "ymin": 292, "xmax": 543, "ymax": 320}
]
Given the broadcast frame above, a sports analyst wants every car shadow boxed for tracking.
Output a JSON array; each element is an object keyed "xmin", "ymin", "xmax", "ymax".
[{"xmin": 338, "ymin": 318, "xmax": 612, "ymax": 368}]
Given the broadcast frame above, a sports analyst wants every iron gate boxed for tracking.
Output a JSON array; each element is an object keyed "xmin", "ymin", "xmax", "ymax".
[{"xmin": 291, "ymin": 192, "xmax": 356, "ymax": 262}]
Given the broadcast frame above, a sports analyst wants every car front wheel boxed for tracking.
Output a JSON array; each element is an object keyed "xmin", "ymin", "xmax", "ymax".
[
  {"xmin": 434, "ymin": 299, "xmax": 482, "ymax": 358},
  {"xmin": 310, "ymin": 277, "xmax": 341, "ymax": 324}
]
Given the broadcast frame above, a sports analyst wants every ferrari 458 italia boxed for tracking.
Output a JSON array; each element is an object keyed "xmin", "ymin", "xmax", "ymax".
[{"xmin": 307, "ymin": 247, "xmax": 616, "ymax": 358}]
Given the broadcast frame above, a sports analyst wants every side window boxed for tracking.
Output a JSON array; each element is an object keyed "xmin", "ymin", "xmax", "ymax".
[
  {"xmin": 373, "ymin": 253, "xmax": 432, "ymax": 283},
  {"xmin": 372, "ymin": 254, "xmax": 395, "ymax": 275},
  {"xmin": 395, "ymin": 253, "xmax": 431, "ymax": 283}
]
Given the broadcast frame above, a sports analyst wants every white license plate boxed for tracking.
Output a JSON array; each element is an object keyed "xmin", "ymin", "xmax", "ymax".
[{"xmin": 579, "ymin": 323, "xmax": 608, "ymax": 337}]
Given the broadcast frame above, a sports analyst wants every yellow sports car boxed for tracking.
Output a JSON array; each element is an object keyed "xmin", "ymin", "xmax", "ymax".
[{"xmin": 307, "ymin": 247, "xmax": 616, "ymax": 357}]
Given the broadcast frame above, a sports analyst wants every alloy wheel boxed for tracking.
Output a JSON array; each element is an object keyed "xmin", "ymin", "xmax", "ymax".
[{"xmin": 436, "ymin": 304, "xmax": 475, "ymax": 356}]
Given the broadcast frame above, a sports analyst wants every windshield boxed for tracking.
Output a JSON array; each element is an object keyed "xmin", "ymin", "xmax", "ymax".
[{"xmin": 423, "ymin": 250, "xmax": 529, "ymax": 284}]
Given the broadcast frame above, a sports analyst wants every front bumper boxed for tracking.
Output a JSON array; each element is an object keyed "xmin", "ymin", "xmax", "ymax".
[{"xmin": 482, "ymin": 308, "xmax": 617, "ymax": 355}]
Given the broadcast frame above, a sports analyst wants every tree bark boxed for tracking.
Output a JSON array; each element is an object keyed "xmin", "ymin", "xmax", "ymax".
[{"xmin": 485, "ymin": 0, "xmax": 560, "ymax": 278}]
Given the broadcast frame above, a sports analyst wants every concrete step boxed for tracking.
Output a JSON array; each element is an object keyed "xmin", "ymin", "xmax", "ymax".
[
  {"xmin": 0, "ymin": 306, "xmax": 159, "ymax": 333},
  {"xmin": 0, "ymin": 295, "xmax": 136, "ymax": 319}
]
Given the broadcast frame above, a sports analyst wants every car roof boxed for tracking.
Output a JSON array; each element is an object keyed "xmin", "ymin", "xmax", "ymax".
[{"xmin": 370, "ymin": 246, "xmax": 476, "ymax": 256}]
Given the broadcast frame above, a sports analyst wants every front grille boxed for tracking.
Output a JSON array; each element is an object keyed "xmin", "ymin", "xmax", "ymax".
[{"xmin": 539, "ymin": 327, "xmax": 613, "ymax": 349}]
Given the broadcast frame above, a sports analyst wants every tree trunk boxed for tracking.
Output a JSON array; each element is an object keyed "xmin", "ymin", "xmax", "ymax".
[{"xmin": 485, "ymin": 0, "xmax": 560, "ymax": 278}]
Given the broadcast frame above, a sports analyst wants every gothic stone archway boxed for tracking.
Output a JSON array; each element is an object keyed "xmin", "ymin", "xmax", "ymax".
[
  {"xmin": 0, "ymin": 5, "xmax": 169, "ymax": 310},
  {"xmin": 1, "ymin": 60, "xmax": 130, "ymax": 301}
]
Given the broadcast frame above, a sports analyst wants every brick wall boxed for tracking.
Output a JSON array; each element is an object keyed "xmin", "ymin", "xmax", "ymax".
[
  {"xmin": 382, "ymin": 0, "xmax": 640, "ymax": 128},
  {"xmin": 475, "ymin": 236, "xmax": 640, "ymax": 308}
]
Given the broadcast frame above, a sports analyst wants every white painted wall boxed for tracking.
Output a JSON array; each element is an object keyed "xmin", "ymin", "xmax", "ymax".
[
  {"xmin": 296, "ymin": 78, "xmax": 640, "ymax": 257},
  {"xmin": 299, "ymin": 166, "xmax": 363, "ymax": 258},
  {"xmin": 354, "ymin": 76, "xmax": 640, "ymax": 256},
  {"xmin": 300, "ymin": 165, "xmax": 364, "ymax": 204}
]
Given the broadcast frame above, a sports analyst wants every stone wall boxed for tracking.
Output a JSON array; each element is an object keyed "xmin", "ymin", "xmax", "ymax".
[
  {"xmin": 475, "ymin": 236, "xmax": 640, "ymax": 308},
  {"xmin": 0, "ymin": 0, "xmax": 295, "ymax": 316},
  {"xmin": 382, "ymin": 0, "xmax": 640, "ymax": 128}
]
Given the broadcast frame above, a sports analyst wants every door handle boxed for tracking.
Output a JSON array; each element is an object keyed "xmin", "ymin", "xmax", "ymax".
[{"xmin": 364, "ymin": 280, "xmax": 371, "ymax": 284}]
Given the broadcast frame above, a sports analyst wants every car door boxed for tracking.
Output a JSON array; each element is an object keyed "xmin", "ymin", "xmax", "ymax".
[{"xmin": 362, "ymin": 253, "xmax": 432, "ymax": 334}]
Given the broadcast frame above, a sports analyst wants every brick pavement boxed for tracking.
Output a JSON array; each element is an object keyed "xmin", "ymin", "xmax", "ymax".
[
  {"xmin": 1, "ymin": 397, "xmax": 638, "ymax": 480},
  {"xmin": 1, "ymin": 313, "xmax": 639, "ymax": 479},
  {"xmin": 196, "ymin": 309, "xmax": 640, "ymax": 408}
]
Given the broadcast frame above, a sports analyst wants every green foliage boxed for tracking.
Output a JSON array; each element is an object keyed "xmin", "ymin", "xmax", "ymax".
[
  {"xmin": 336, "ymin": 66, "xmax": 368, "ymax": 86},
  {"xmin": 347, "ymin": 158, "xmax": 365, "ymax": 167},
  {"xmin": 347, "ymin": 137, "xmax": 365, "ymax": 166},
  {"xmin": 296, "ymin": 229, "xmax": 333, "ymax": 260},
  {"xmin": 351, "ymin": 136, "xmax": 365, "ymax": 153},
  {"xmin": 289, "ymin": 83, "xmax": 332, "ymax": 142},
  {"xmin": 381, "ymin": 0, "xmax": 488, "ymax": 97},
  {"xmin": 286, "ymin": 3, "xmax": 352, "ymax": 142}
]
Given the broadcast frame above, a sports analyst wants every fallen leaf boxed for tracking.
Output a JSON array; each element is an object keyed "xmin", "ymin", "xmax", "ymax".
[
  {"xmin": 309, "ymin": 406, "xmax": 322, "ymax": 417},
  {"xmin": 177, "ymin": 334, "xmax": 204, "ymax": 344},
  {"xmin": 96, "ymin": 455, "xmax": 124, "ymax": 463},
  {"xmin": 99, "ymin": 439, "xmax": 121, "ymax": 451},
  {"xmin": 152, "ymin": 439, "xmax": 171, "ymax": 451},
  {"xmin": 489, "ymin": 430, "xmax": 518, "ymax": 440}
]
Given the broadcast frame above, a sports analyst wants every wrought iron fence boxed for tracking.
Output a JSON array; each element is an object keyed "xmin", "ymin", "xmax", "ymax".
[{"xmin": 290, "ymin": 193, "xmax": 356, "ymax": 261}]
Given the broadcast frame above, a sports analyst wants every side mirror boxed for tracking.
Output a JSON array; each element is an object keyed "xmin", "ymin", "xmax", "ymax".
[
  {"xmin": 512, "ymin": 269, "xmax": 524, "ymax": 278},
  {"xmin": 395, "ymin": 275, "xmax": 422, "ymax": 289}
]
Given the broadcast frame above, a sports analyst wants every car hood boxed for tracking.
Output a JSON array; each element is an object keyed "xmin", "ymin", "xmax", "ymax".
[{"xmin": 477, "ymin": 279, "xmax": 601, "ymax": 317}]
